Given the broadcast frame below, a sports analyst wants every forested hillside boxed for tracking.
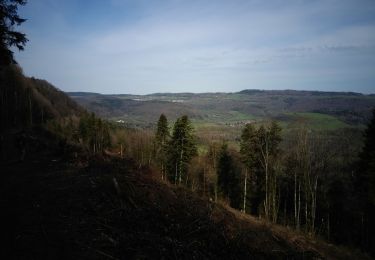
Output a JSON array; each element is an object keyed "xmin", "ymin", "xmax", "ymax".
[
  {"xmin": 1, "ymin": 63, "xmax": 374, "ymax": 257},
  {"xmin": 0, "ymin": 65, "xmax": 84, "ymax": 133},
  {"xmin": 2, "ymin": 0, "xmax": 375, "ymax": 259},
  {"xmin": 0, "ymin": 65, "xmax": 85, "ymax": 162}
]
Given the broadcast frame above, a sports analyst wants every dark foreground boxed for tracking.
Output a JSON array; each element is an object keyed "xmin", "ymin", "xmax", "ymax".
[{"xmin": 0, "ymin": 130, "xmax": 370, "ymax": 259}]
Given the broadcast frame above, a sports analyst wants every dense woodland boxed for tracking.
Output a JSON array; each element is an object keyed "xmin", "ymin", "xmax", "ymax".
[
  {"xmin": 150, "ymin": 113, "xmax": 375, "ymax": 256},
  {"xmin": 1, "ymin": 0, "xmax": 375, "ymax": 258},
  {"xmin": 30, "ymin": 106, "xmax": 374, "ymax": 257}
]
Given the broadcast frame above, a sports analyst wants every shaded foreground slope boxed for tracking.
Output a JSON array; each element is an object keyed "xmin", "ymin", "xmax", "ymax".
[{"xmin": 1, "ymin": 131, "xmax": 369, "ymax": 259}]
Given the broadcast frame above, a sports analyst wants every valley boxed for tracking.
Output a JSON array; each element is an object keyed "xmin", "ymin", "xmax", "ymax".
[{"xmin": 69, "ymin": 90, "xmax": 375, "ymax": 130}]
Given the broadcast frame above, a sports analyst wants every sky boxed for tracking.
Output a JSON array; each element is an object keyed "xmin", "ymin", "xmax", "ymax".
[{"xmin": 14, "ymin": 0, "xmax": 375, "ymax": 94}]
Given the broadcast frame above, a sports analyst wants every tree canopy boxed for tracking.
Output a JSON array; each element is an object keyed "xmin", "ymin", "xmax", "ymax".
[
  {"xmin": 167, "ymin": 115, "xmax": 197, "ymax": 184},
  {"xmin": 0, "ymin": 0, "xmax": 28, "ymax": 66},
  {"xmin": 154, "ymin": 114, "xmax": 170, "ymax": 179}
]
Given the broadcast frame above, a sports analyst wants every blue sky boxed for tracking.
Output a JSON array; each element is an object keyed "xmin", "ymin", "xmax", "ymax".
[{"xmin": 15, "ymin": 0, "xmax": 375, "ymax": 94}]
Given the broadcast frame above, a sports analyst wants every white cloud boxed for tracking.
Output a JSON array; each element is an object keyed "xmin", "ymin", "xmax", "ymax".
[{"xmin": 15, "ymin": 0, "xmax": 375, "ymax": 94}]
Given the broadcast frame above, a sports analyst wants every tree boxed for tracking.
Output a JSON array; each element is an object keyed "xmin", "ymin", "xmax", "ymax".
[
  {"xmin": 257, "ymin": 122, "xmax": 282, "ymax": 222},
  {"xmin": 0, "ymin": 0, "xmax": 28, "ymax": 66},
  {"xmin": 239, "ymin": 122, "xmax": 282, "ymax": 221},
  {"xmin": 240, "ymin": 124, "xmax": 257, "ymax": 213},
  {"xmin": 240, "ymin": 124, "xmax": 258, "ymax": 169},
  {"xmin": 356, "ymin": 108, "xmax": 375, "ymax": 253},
  {"xmin": 217, "ymin": 143, "xmax": 241, "ymax": 208},
  {"xmin": 78, "ymin": 113, "xmax": 110, "ymax": 155},
  {"xmin": 217, "ymin": 143, "xmax": 232, "ymax": 199},
  {"xmin": 154, "ymin": 114, "xmax": 170, "ymax": 180},
  {"xmin": 206, "ymin": 141, "xmax": 221, "ymax": 201},
  {"xmin": 167, "ymin": 115, "xmax": 197, "ymax": 185},
  {"xmin": 357, "ymin": 108, "xmax": 375, "ymax": 207}
]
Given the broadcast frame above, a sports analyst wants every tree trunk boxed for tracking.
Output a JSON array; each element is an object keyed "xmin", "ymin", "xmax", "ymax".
[
  {"xmin": 297, "ymin": 181, "xmax": 301, "ymax": 231},
  {"xmin": 175, "ymin": 162, "xmax": 178, "ymax": 185},
  {"xmin": 28, "ymin": 90, "xmax": 32, "ymax": 126},
  {"xmin": 294, "ymin": 170, "xmax": 297, "ymax": 228},
  {"xmin": 311, "ymin": 176, "xmax": 318, "ymax": 234},
  {"xmin": 265, "ymin": 161, "xmax": 269, "ymax": 219},
  {"xmin": 203, "ymin": 166, "xmax": 206, "ymax": 196},
  {"xmin": 243, "ymin": 168, "xmax": 248, "ymax": 213},
  {"xmin": 179, "ymin": 139, "xmax": 184, "ymax": 185}
]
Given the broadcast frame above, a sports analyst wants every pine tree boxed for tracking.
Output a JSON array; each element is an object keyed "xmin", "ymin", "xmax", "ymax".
[
  {"xmin": 240, "ymin": 123, "xmax": 257, "ymax": 170},
  {"xmin": 154, "ymin": 114, "xmax": 170, "ymax": 179},
  {"xmin": 167, "ymin": 115, "xmax": 197, "ymax": 184},
  {"xmin": 240, "ymin": 123, "xmax": 258, "ymax": 213},
  {"xmin": 0, "ymin": 0, "xmax": 28, "ymax": 66}
]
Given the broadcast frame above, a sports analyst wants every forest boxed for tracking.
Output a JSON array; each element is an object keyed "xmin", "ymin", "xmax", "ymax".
[
  {"xmin": 2, "ymin": 63, "xmax": 374, "ymax": 256},
  {"xmin": 1, "ymin": 0, "xmax": 375, "ymax": 259},
  {"xmin": 45, "ymin": 108, "xmax": 374, "ymax": 255}
]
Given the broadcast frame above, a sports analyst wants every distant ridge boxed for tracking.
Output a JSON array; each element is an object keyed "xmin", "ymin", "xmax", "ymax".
[
  {"xmin": 68, "ymin": 91, "xmax": 102, "ymax": 96},
  {"xmin": 68, "ymin": 89, "xmax": 368, "ymax": 97},
  {"xmin": 68, "ymin": 88, "xmax": 375, "ymax": 128},
  {"xmin": 238, "ymin": 89, "xmax": 364, "ymax": 96}
]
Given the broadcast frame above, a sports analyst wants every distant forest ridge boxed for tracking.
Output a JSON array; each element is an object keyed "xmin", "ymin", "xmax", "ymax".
[
  {"xmin": 68, "ymin": 89, "xmax": 374, "ymax": 96},
  {"xmin": 68, "ymin": 89, "xmax": 375, "ymax": 130}
]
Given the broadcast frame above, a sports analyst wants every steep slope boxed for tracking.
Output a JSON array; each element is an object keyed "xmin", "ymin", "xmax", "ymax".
[
  {"xmin": 1, "ymin": 135, "xmax": 370, "ymax": 259},
  {"xmin": 1, "ymin": 65, "xmax": 86, "ymax": 162},
  {"xmin": 0, "ymin": 65, "xmax": 84, "ymax": 133}
]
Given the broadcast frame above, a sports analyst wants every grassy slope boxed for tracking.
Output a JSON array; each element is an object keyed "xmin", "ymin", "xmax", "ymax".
[
  {"xmin": 1, "ymin": 131, "xmax": 370, "ymax": 259},
  {"xmin": 284, "ymin": 112, "xmax": 350, "ymax": 131}
]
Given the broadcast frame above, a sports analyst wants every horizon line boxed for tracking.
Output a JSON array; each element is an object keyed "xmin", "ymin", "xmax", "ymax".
[{"xmin": 66, "ymin": 88, "xmax": 374, "ymax": 96}]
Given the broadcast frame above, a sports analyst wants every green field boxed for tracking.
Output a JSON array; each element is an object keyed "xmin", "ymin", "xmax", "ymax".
[{"xmin": 285, "ymin": 112, "xmax": 350, "ymax": 131}]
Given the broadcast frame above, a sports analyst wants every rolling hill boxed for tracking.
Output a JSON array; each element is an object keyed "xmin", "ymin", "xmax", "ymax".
[{"xmin": 69, "ymin": 90, "xmax": 375, "ymax": 130}]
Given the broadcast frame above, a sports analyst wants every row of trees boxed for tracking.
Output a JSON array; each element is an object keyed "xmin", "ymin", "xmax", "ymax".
[
  {"xmin": 153, "ymin": 114, "xmax": 284, "ymax": 222},
  {"xmin": 47, "ymin": 113, "xmax": 111, "ymax": 155},
  {"xmin": 41, "ymin": 107, "xmax": 374, "ymax": 256},
  {"xmin": 78, "ymin": 113, "xmax": 111, "ymax": 154},
  {"xmin": 150, "ymin": 112, "xmax": 375, "ymax": 256}
]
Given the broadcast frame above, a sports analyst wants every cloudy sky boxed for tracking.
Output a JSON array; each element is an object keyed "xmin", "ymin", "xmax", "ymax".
[{"xmin": 15, "ymin": 0, "xmax": 375, "ymax": 94}]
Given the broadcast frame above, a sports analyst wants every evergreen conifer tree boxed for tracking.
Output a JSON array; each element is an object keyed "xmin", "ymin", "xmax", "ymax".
[
  {"xmin": 154, "ymin": 114, "xmax": 170, "ymax": 179},
  {"xmin": 0, "ymin": 0, "xmax": 28, "ymax": 66},
  {"xmin": 168, "ymin": 115, "xmax": 197, "ymax": 184}
]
